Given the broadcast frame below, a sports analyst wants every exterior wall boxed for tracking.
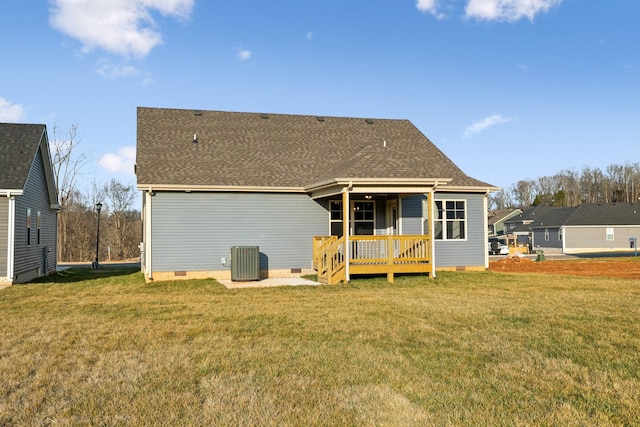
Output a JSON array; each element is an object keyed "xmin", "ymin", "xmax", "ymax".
[
  {"xmin": 0, "ymin": 198, "xmax": 7, "ymax": 279},
  {"xmin": 532, "ymin": 227, "xmax": 562, "ymax": 253},
  {"xmin": 433, "ymin": 192, "xmax": 486, "ymax": 269},
  {"xmin": 12, "ymin": 146, "xmax": 58, "ymax": 283},
  {"xmin": 400, "ymin": 193, "xmax": 487, "ymax": 269},
  {"xmin": 149, "ymin": 192, "xmax": 328, "ymax": 277},
  {"xmin": 401, "ymin": 195, "xmax": 423, "ymax": 234},
  {"xmin": 564, "ymin": 226, "xmax": 640, "ymax": 253}
]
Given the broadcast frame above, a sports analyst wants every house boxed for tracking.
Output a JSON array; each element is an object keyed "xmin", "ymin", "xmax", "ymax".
[
  {"xmin": 528, "ymin": 203, "xmax": 640, "ymax": 254},
  {"xmin": 488, "ymin": 208, "xmax": 521, "ymax": 238},
  {"xmin": 0, "ymin": 123, "xmax": 59, "ymax": 285},
  {"xmin": 135, "ymin": 107, "xmax": 497, "ymax": 283},
  {"xmin": 503, "ymin": 205, "xmax": 554, "ymax": 249}
]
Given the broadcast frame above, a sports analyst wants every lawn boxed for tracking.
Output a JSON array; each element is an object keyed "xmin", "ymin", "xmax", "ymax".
[{"xmin": 1, "ymin": 267, "xmax": 639, "ymax": 426}]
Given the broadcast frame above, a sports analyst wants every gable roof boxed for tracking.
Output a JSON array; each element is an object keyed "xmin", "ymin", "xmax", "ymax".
[
  {"xmin": 0, "ymin": 122, "xmax": 59, "ymax": 208},
  {"xmin": 509, "ymin": 203, "xmax": 640, "ymax": 231},
  {"xmin": 528, "ymin": 206, "xmax": 579, "ymax": 228},
  {"xmin": 564, "ymin": 203, "xmax": 640, "ymax": 226},
  {"xmin": 136, "ymin": 107, "xmax": 495, "ymax": 192},
  {"xmin": 488, "ymin": 208, "xmax": 521, "ymax": 226}
]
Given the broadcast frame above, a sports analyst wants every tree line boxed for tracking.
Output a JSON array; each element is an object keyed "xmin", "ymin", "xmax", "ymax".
[
  {"xmin": 51, "ymin": 123, "xmax": 141, "ymax": 262},
  {"xmin": 490, "ymin": 162, "xmax": 640, "ymax": 210}
]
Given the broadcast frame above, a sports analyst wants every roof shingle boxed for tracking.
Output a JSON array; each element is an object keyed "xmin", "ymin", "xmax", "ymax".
[
  {"xmin": 0, "ymin": 123, "xmax": 46, "ymax": 190},
  {"xmin": 136, "ymin": 107, "xmax": 493, "ymax": 190}
]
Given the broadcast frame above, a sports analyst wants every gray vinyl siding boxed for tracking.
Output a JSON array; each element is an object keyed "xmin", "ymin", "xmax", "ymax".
[
  {"xmin": 151, "ymin": 192, "xmax": 328, "ymax": 272},
  {"xmin": 401, "ymin": 195, "xmax": 423, "ymax": 234},
  {"xmin": 12, "ymin": 146, "xmax": 58, "ymax": 283},
  {"xmin": 434, "ymin": 192, "xmax": 486, "ymax": 267},
  {"xmin": 398, "ymin": 193, "xmax": 486, "ymax": 267},
  {"xmin": 532, "ymin": 227, "xmax": 562, "ymax": 250},
  {"xmin": 0, "ymin": 199, "xmax": 7, "ymax": 277},
  {"xmin": 564, "ymin": 226, "xmax": 640, "ymax": 252}
]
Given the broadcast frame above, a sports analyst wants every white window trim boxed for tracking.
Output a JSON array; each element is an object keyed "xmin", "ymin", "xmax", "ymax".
[
  {"xmin": 606, "ymin": 227, "xmax": 614, "ymax": 241},
  {"xmin": 434, "ymin": 199, "xmax": 468, "ymax": 241}
]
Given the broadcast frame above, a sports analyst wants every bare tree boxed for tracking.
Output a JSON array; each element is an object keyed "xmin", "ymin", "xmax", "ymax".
[
  {"xmin": 489, "ymin": 188, "xmax": 513, "ymax": 210},
  {"xmin": 104, "ymin": 179, "xmax": 139, "ymax": 260},
  {"xmin": 512, "ymin": 179, "xmax": 537, "ymax": 208},
  {"xmin": 50, "ymin": 122, "xmax": 89, "ymax": 261}
]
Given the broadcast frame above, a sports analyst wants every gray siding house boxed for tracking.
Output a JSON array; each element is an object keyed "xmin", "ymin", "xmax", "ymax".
[
  {"xmin": 529, "ymin": 203, "xmax": 640, "ymax": 254},
  {"xmin": 136, "ymin": 107, "xmax": 497, "ymax": 283},
  {"xmin": 1, "ymin": 123, "xmax": 59, "ymax": 284}
]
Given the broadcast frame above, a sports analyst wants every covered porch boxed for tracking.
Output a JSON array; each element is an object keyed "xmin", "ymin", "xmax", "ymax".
[{"xmin": 307, "ymin": 178, "xmax": 446, "ymax": 284}]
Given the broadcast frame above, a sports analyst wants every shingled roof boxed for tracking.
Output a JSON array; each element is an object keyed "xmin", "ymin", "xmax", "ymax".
[
  {"xmin": 0, "ymin": 123, "xmax": 46, "ymax": 190},
  {"xmin": 136, "ymin": 107, "xmax": 494, "ymax": 191},
  {"xmin": 0, "ymin": 122, "xmax": 59, "ymax": 208}
]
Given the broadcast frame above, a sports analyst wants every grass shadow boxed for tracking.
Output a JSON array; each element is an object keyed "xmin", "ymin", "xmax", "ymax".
[{"xmin": 29, "ymin": 266, "xmax": 141, "ymax": 284}]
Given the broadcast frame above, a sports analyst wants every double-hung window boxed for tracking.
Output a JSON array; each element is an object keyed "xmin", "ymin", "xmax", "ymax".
[
  {"xmin": 330, "ymin": 200, "xmax": 343, "ymax": 237},
  {"xmin": 434, "ymin": 200, "xmax": 466, "ymax": 240},
  {"xmin": 329, "ymin": 200, "xmax": 376, "ymax": 236}
]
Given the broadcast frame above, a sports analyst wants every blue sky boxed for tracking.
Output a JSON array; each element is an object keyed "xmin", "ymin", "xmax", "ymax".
[{"xmin": 1, "ymin": 0, "xmax": 638, "ymax": 199}]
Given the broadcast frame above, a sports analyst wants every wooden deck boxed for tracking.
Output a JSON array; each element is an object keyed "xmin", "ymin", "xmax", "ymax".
[{"xmin": 313, "ymin": 235, "xmax": 431, "ymax": 284}]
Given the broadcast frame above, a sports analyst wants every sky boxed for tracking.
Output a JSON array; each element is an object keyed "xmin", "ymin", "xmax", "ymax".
[{"xmin": 1, "ymin": 0, "xmax": 639, "ymax": 203}]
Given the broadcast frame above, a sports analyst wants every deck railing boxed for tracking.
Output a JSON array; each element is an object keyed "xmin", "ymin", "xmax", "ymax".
[{"xmin": 313, "ymin": 235, "xmax": 431, "ymax": 284}]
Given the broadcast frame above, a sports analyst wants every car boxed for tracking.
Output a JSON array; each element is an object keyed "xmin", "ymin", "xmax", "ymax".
[{"xmin": 489, "ymin": 240, "xmax": 509, "ymax": 255}]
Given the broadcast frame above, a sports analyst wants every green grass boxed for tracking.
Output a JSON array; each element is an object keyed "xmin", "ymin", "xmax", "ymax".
[{"xmin": 1, "ymin": 267, "xmax": 639, "ymax": 426}]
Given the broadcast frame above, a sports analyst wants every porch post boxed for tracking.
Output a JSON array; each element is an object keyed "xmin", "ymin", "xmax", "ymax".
[
  {"xmin": 428, "ymin": 189, "xmax": 436, "ymax": 279},
  {"xmin": 343, "ymin": 188, "xmax": 350, "ymax": 282},
  {"xmin": 387, "ymin": 235, "xmax": 394, "ymax": 283}
]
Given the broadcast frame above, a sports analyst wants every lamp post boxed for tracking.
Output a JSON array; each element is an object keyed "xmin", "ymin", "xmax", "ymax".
[{"xmin": 92, "ymin": 202, "xmax": 103, "ymax": 269}]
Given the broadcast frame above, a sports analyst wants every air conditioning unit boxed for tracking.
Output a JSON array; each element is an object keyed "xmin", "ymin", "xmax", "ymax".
[{"xmin": 230, "ymin": 246, "xmax": 260, "ymax": 281}]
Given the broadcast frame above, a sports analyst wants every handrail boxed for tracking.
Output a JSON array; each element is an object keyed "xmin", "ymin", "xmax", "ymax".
[{"xmin": 313, "ymin": 235, "xmax": 431, "ymax": 284}]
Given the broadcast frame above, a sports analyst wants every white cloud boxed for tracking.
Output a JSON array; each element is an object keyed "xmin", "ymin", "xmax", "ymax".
[
  {"xmin": 464, "ymin": 114, "xmax": 512, "ymax": 138},
  {"xmin": 416, "ymin": 0, "xmax": 437, "ymax": 14},
  {"xmin": 416, "ymin": 0, "xmax": 563, "ymax": 21},
  {"xmin": 98, "ymin": 146, "xmax": 136, "ymax": 175},
  {"xmin": 49, "ymin": 0, "xmax": 194, "ymax": 58},
  {"xmin": 97, "ymin": 59, "xmax": 140, "ymax": 79},
  {"xmin": 465, "ymin": 0, "xmax": 563, "ymax": 22},
  {"xmin": 307, "ymin": 31, "xmax": 313, "ymax": 41},
  {"xmin": 0, "ymin": 98, "xmax": 25, "ymax": 122},
  {"xmin": 236, "ymin": 48, "xmax": 251, "ymax": 61},
  {"xmin": 517, "ymin": 63, "xmax": 529, "ymax": 71},
  {"xmin": 416, "ymin": 0, "xmax": 447, "ymax": 19}
]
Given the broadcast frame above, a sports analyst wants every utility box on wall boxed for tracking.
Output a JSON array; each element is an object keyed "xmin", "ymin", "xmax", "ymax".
[{"xmin": 231, "ymin": 246, "xmax": 260, "ymax": 281}]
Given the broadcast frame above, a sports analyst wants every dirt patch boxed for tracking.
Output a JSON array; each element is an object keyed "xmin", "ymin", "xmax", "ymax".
[{"xmin": 489, "ymin": 256, "xmax": 640, "ymax": 280}]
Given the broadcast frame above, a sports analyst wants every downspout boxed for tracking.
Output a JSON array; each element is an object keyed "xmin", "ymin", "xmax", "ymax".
[
  {"xmin": 483, "ymin": 190, "xmax": 490, "ymax": 270},
  {"xmin": 343, "ymin": 181, "xmax": 352, "ymax": 282},
  {"xmin": 6, "ymin": 192, "xmax": 15, "ymax": 282},
  {"xmin": 430, "ymin": 182, "xmax": 438, "ymax": 278},
  {"xmin": 146, "ymin": 188, "xmax": 153, "ymax": 280},
  {"xmin": 561, "ymin": 226, "xmax": 566, "ymax": 254}
]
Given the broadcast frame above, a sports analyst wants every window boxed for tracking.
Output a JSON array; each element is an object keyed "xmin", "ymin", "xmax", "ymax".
[
  {"xmin": 606, "ymin": 227, "xmax": 614, "ymax": 241},
  {"xmin": 544, "ymin": 229, "xmax": 550, "ymax": 241},
  {"xmin": 330, "ymin": 200, "xmax": 343, "ymax": 237},
  {"xmin": 26, "ymin": 208, "xmax": 32, "ymax": 246},
  {"xmin": 353, "ymin": 201, "xmax": 375, "ymax": 235},
  {"xmin": 329, "ymin": 200, "xmax": 376, "ymax": 236},
  {"xmin": 559, "ymin": 229, "xmax": 562, "ymax": 241},
  {"xmin": 37, "ymin": 211, "xmax": 41, "ymax": 245},
  {"xmin": 434, "ymin": 200, "xmax": 466, "ymax": 240}
]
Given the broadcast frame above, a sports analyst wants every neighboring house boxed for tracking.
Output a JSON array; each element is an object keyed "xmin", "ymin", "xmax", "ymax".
[
  {"xmin": 0, "ymin": 123, "xmax": 59, "ymax": 284},
  {"xmin": 488, "ymin": 208, "xmax": 521, "ymax": 238},
  {"xmin": 503, "ymin": 205, "xmax": 554, "ymax": 249},
  {"xmin": 136, "ymin": 107, "xmax": 497, "ymax": 283},
  {"xmin": 529, "ymin": 203, "xmax": 640, "ymax": 254}
]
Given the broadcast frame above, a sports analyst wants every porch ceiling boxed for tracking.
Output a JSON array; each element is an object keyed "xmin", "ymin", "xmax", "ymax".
[{"xmin": 306, "ymin": 177, "xmax": 451, "ymax": 199}]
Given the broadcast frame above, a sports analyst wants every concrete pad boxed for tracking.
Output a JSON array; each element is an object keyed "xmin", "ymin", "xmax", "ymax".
[{"xmin": 218, "ymin": 277, "xmax": 320, "ymax": 289}]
